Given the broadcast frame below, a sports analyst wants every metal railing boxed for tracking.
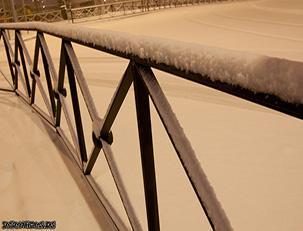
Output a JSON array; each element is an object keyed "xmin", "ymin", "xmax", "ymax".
[
  {"xmin": 0, "ymin": 0, "xmax": 226, "ymax": 23},
  {"xmin": 0, "ymin": 10, "xmax": 63, "ymax": 23},
  {"xmin": 0, "ymin": 23, "xmax": 302, "ymax": 230},
  {"xmin": 70, "ymin": 0, "xmax": 226, "ymax": 22},
  {"xmin": 71, "ymin": 0, "xmax": 142, "ymax": 21}
]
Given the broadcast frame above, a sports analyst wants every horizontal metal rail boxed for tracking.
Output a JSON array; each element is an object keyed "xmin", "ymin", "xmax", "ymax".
[{"xmin": 0, "ymin": 23, "xmax": 301, "ymax": 231}]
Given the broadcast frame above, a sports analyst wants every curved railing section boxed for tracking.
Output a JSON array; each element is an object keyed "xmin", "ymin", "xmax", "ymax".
[
  {"xmin": 70, "ymin": 0, "xmax": 221, "ymax": 22},
  {"xmin": 0, "ymin": 22, "xmax": 302, "ymax": 231},
  {"xmin": 0, "ymin": 0, "xmax": 226, "ymax": 23}
]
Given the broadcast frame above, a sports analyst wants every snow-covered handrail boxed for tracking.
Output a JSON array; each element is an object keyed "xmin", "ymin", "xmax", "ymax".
[
  {"xmin": 1, "ymin": 22, "xmax": 303, "ymax": 113},
  {"xmin": 0, "ymin": 22, "xmax": 302, "ymax": 231}
]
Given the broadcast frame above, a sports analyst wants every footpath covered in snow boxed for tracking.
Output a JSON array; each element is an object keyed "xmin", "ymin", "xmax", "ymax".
[{"xmin": 0, "ymin": 92, "xmax": 115, "ymax": 230}]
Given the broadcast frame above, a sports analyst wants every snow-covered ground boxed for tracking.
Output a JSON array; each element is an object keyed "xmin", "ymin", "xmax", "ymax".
[{"xmin": 0, "ymin": 0, "xmax": 303, "ymax": 230}]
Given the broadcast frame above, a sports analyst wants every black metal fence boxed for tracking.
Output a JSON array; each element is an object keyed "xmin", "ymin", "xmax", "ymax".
[
  {"xmin": 70, "ymin": 0, "xmax": 225, "ymax": 22},
  {"xmin": 0, "ymin": 23, "xmax": 302, "ymax": 230},
  {"xmin": 0, "ymin": 0, "xmax": 227, "ymax": 23}
]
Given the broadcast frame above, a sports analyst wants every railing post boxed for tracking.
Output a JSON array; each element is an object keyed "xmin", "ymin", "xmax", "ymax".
[
  {"xmin": 133, "ymin": 62, "xmax": 160, "ymax": 231},
  {"xmin": 64, "ymin": 41, "xmax": 88, "ymax": 163},
  {"xmin": 1, "ymin": 30, "xmax": 16, "ymax": 89}
]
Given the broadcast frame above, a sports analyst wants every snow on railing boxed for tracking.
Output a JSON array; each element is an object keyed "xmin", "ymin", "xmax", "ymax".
[
  {"xmin": 0, "ymin": 22, "xmax": 302, "ymax": 231},
  {"xmin": 2, "ymin": 22, "xmax": 303, "ymax": 105}
]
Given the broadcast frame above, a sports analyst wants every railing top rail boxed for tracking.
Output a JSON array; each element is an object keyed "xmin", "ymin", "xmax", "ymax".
[
  {"xmin": 1, "ymin": 22, "xmax": 302, "ymax": 118},
  {"xmin": 72, "ymin": 0, "xmax": 142, "ymax": 10}
]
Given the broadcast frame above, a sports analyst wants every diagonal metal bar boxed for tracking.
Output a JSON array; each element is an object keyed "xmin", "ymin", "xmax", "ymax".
[
  {"xmin": 102, "ymin": 139, "xmax": 143, "ymax": 231},
  {"xmin": 2, "ymin": 30, "xmax": 14, "ymax": 55},
  {"xmin": 0, "ymin": 68, "xmax": 14, "ymax": 90},
  {"xmin": 134, "ymin": 63, "xmax": 232, "ymax": 231},
  {"xmin": 57, "ymin": 126, "xmax": 81, "ymax": 167},
  {"xmin": 0, "ymin": 33, "xmax": 13, "ymax": 90},
  {"xmin": 15, "ymin": 89, "xmax": 30, "ymax": 104},
  {"xmin": 32, "ymin": 103, "xmax": 55, "ymax": 127},
  {"xmin": 84, "ymin": 134, "xmax": 103, "ymax": 176},
  {"xmin": 64, "ymin": 41, "xmax": 99, "ymax": 123},
  {"xmin": 40, "ymin": 38, "xmax": 57, "ymax": 117},
  {"xmin": 55, "ymin": 41, "xmax": 66, "ymax": 127},
  {"xmin": 14, "ymin": 36, "xmax": 21, "ymax": 93},
  {"xmin": 33, "ymin": 71, "xmax": 55, "ymax": 122},
  {"xmin": 1, "ymin": 30, "xmax": 16, "ymax": 88},
  {"xmin": 38, "ymin": 33, "xmax": 58, "ymax": 83},
  {"xmin": 85, "ymin": 63, "xmax": 133, "ymax": 175},
  {"xmin": 133, "ymin": 63, "xmax": 160, "ymax": 231},
  {"xmin": 99, "ymin": 62, "xmax": 133, "ymax": 139},
  {"xmin": 30, "ymin": 32, "xmax": 40, "ymax": 105},
  {"xmin": 55, "ymin": 40, "xmax": 82, "ymax": 165},
  {"xmin": 16, "ymin": 31, "xmax": 32, "ymax": 65},
  {"xmin": 16, "ymin": 32, "xmax": 31, "ymax": 97},
  {"xmin": 60, "ymin": 93, "xmax": 82, "ymax": 165},
  {"xmin": 64, "ymin": 41, "xmax": 88, "ymax": 163},
  {"xmin": 86, "ymin": 175, "xmax": 129, "ymax": 231},
  {"xmin": 14, "ymin": 63, "xmax": 30, "ymax": 99}
]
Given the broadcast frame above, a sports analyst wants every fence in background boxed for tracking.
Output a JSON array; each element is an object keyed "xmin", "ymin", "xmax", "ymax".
[
  {"xmin": 0, "ymin": 0, "xmax": 226, "ymax": 23},
  {"xmin": 0, "ymin": 10, "xmax": 63, "ymax": 23},
  {"xmin": 71, "ymin": 0, "xmax": 225, "ymax": 22}
]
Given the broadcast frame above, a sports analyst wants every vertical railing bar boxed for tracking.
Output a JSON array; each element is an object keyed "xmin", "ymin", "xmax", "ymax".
[
  {"xmin": 40, "ymin": 41, "xmax": 57, "ymax": 117},
  {"xmin": 56, "ymin": 40, "xmax": 82, "ymax": 164},
  {"xmin": 13, "ymin": 30, "xmax": 19, "ymax": 90},
  {"xmin": 33, "ymin": 72, "xmax": 56, "ymax": 120},
  {"xmin": 16, "ymin": 31, "xmax": 32, "ymax": 97},
  {"xmin": 13, "ymin": 56, "xmax": 30, "ymax": 98},
  {"xmin": 16, "ymin": 31, "xmax": 32, "ymax": 65},
  {"xmin": 64, "ymin": 40, "xmax": 99, "ymax": 122},
  {"xmin": 30, "ymin": 32, "xmax": 41, "ymax": 105},
  {"xmin": 60, "ymin": 94, "xmax": 83, "ymax": 165},
  {"xmin": 64, "ymin": 42, "xmax": 88, "ymax": 163},
  {"xmin": 2, "ymin": 29, "xmax": 14, "ymax": 57},
  {"xmin": 55, "ymin": 40, "xmax": 66, "ymax": 127},
  {"xmin": 133, "ymin": 63, "xmax": 160, "ymax": 231},
  {"xmin": 135, "ymin": 64, "xmax": 232, "ymax": 231},
  {"xmin": 14, "ymin": 64, "xmax": 30, "ymax": 98},
  {"xmin": 0, "ymin": 33, "xmax": 12, "ymax": 89},
  {"xmin": 102, "ymin": 140, "xmax": 143, "ymax": 231},
  {"xmin": 38, "ymin": 33, "xmax": 58, "ymax": 83},
  {"xmin": 19, "ymin": 51, "xmax": 31, "ymax": 97},
  {"xmin": 99, "ymin": 62, "xmax": 133, "ymax": 138},
  {"xmin": 1, "ymin": 30, "xmax": 16, "ymax": 88}
]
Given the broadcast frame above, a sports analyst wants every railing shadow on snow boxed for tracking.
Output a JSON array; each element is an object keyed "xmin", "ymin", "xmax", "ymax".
[{"xmin": 0, "ymin": 22, "xmax": 302, "ymax": 231}]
